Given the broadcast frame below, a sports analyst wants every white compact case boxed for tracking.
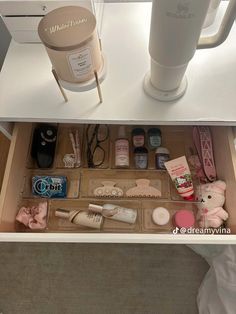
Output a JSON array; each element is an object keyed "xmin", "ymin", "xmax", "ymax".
[{"xmin": 0, "ymin": 0, "xmax": 103, "ymax": 43}]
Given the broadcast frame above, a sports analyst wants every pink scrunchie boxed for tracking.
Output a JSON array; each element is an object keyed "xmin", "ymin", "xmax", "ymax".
[{"xmin": 16, "ymin": 202, "xmax": 47, "ymax": 230}]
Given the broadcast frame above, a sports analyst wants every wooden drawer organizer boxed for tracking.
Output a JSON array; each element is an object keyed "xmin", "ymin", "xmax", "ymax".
[{"xmin": 0, "ymin": 123, "xmax": 236, "ymax": 239}]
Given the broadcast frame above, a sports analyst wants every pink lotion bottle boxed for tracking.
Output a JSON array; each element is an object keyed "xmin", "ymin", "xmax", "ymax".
[{"xmin": 115, "ymin": 126, "xmax": 130, "ymax": 168}]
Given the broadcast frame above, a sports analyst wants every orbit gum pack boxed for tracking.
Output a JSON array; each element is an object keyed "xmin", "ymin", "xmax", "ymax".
[{"xmin": 32, "ymin": 176, "xmax": 67, "ymax": 198}]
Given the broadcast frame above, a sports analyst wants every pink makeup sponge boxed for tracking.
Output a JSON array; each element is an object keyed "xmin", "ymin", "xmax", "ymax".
[{"xmin": 174, "ymin": 210, "xmax": 195, "ymax": 228}]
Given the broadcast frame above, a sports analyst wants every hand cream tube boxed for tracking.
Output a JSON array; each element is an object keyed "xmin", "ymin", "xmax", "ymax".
[{"xmin": 164, "ymin": 156, "xmax": 194, "ymax": 200}]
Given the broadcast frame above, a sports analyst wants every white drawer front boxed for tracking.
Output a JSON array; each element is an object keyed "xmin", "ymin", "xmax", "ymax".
[
  {"xmin": 0, "ymin": 0, "xmax": 99, "ymax": 42},
  {"xmin": 0, "ymin": 1, "xmax": 92, "ymax": 15}
]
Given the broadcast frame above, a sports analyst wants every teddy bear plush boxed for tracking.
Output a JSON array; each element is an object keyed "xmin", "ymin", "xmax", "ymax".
[{"xmin": 196, "ymin": 180, "xmax": 229, "ymax": 228}]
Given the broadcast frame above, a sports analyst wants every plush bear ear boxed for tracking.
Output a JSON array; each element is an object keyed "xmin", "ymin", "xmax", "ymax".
[{"xmin": 213, "ymin": 180, "xmax": 226, "ymax": 191}]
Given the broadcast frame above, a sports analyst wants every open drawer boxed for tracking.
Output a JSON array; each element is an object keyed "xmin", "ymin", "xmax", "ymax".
[{"xmin": 1, "ymin": 122, "xmax": 236, "ymax": 244}]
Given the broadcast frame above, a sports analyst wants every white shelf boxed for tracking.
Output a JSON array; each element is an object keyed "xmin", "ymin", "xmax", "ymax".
[{"xmin": 0, "ymin": 2, "xmax": 236, "ymax": 125}]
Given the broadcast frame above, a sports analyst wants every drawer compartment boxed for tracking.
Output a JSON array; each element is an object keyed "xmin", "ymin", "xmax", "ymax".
[
  {"xmin": 0, "ymin": 123, "xmax": 236, "ymax": 243},
  {"xmin": 80, "ymin": 169, "xmax": 170, "ymax": 199},
  {"xmin": 141, "ymin": 201, "xmax": 197, "ymax": 233},
  {"xmin": 47, "ymin": 200, "xmax": 141, "ymax": 233}
]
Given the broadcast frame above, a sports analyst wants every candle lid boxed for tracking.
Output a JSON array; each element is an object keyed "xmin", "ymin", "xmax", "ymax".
[{"xmin": 38, "ymin": 6, "xmax": 97, "ymax": 51}]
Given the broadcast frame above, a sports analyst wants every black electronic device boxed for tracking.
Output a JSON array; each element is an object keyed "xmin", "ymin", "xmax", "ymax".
[{"xmin": 31, "ymin": 124, "xmax": 57, "ymax": 168}]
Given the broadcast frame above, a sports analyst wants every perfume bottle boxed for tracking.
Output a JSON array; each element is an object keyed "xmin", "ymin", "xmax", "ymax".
[
  {"xmin": 55, "ymin": 208, "xmax": 103, "ymax": 229},
  {"xmin": 115, "ymin": 126, "xmax": 130, "ymax": 168},
  {"xmin": 88, "ymin": 203, "xmax": 137, "ymax": 224}
]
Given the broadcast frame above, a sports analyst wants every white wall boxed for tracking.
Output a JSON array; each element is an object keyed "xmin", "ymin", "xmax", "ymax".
[{"xmin": 0, "ymin": 17, "xmax": 11, "ymax": 70}]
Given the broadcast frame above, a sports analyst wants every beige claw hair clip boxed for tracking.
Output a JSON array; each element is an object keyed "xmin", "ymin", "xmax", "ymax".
[
  {"xmin": 126, "ymin": 179, "xmax": 161, "ymax": 198},
  {"xmin": 94, "ymin": 181, "xmax": 124, "ymax": 197}
]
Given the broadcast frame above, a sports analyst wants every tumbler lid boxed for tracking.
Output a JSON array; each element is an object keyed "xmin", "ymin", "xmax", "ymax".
[{"xmin": 38, "ymin": 6, "xmax": 96, "ymax": 51}]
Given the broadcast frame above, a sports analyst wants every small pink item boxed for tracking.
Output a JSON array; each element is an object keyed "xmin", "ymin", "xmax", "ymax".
[
  {"xmin": 15, "ymin": 207, "xmax": 31, "ymax": 226},
  {"xmin": 188, "ymin": 155, "xmax": 208, "ymax": 183},
  {"xmin": 193, "ymin": 126, "xmax": 216, "ymax": 182},
  {"xmin": 174, "ymin": 210, "xmax": 195, "ymax": 228},
  {"xmin": 16, "ymin": 202, "xmax": 48, "ymax": 230},
  {"xmin": 196, "ymin": 180, "xmax": 228, "ymax": 228}
]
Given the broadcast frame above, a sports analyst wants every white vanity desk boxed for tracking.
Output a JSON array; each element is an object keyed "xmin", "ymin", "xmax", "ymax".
[{"xmin": 1, "ymin": 2, "xmax": 236, "ymax": 243}]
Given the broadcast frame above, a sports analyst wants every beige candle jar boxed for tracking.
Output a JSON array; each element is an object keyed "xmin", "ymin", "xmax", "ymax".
[{"xmin": 38, "ymin": 6, "xmax": 103, "ymax": 86}]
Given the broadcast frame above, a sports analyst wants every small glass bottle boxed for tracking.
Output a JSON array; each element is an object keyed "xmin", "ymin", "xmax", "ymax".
[
  {"xmin": 148, "ymin": 128, "xmax": 162, "ymax": 150},
  {"xmin": 115, "ymin": 126, "xmax": 130, "ymax": 168},
  {"xmin": 88, "ymin": 203, "xmax": 137, "ymax": 224},
  {"xmin": 134, "ymin": 147, "xmax": 148, "ymax": 169},
  {"xmin": 132, "ymin": 128, "xmax": 145, "ymax": 147},
  {"xmin": 155, "ymin": 147, "xmax": 170, "ymax": 169}
]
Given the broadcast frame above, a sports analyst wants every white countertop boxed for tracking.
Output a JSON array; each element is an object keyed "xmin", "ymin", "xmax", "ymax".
[{"xmin": 0, "ymin": 2, "xmax": 236, "ymax": 125}]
